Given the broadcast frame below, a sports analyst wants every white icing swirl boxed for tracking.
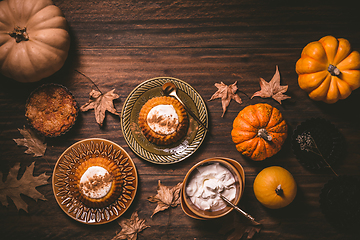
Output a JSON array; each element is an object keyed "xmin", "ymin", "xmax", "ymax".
[
  {"xmin": 80, "ymin": 166, "xmax": 112, "ymax": 199},
  {"xmin": 147, "ymin": 105, "xmax": 179, "ymax": 135}
]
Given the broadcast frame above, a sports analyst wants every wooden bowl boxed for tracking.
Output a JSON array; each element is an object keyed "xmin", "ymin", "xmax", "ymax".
[{"xmin": 181, "ymin": 157, "xmax": 245, "ymax": 219}]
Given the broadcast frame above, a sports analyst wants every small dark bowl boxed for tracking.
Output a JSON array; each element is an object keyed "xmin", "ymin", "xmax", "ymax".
[
  {"xmin": 291, "ymin": 118, "xmax": 345, "ymax": 171},
  {"xmin": 320, "ymin": 175, "xmax": 360, "ymax": 231}
]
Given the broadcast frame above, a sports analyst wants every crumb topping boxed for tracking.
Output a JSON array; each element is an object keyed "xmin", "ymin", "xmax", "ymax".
[{"xmin": 26, "ymin": 85, "xmax": 77, "ymax": 137}]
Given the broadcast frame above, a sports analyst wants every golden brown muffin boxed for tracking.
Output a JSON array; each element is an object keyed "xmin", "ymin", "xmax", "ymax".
[
  {"xmin": 138, "ymin": 96, "xmax": 189, "ymax": 145},
  {"xmin": 25, "ymin": 84, "xmax": 78, "ymax": 137},
  {"xmin": 73, "ymin": 157, "xmax": 123, "ymax": 208}
]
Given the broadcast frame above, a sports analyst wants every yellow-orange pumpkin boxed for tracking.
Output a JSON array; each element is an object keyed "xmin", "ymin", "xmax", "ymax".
[
  {"xmin": 0, "ymin": 0, "xmax": 70, "ymax": 82},
  {"xmin": 253, "ymin": 166, "xmax": 297, "ymax": 209},
  {"xmin": 231, "ymin": 103, "xmax": 287, "ymax": 161},
  {"xmin": 296, "ymin": 36, "xmax": 360, "ymax": 103}
]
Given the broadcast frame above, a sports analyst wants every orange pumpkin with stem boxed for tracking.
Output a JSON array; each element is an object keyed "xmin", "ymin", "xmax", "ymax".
[
  {"xmin": 296, "ymin": 35, "xmax": 360, "ymax": 103},
  {"xmin": 231, "ymin": 103, "xmax": 288, "ymax": 161},
  {"xmin": 253, "ymin": 166, "xmax": 297, "ymax": 209}
]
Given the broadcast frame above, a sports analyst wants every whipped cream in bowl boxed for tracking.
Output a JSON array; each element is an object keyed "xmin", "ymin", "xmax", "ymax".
[{"xmin": 182, "ymin": 158, "xmax": 244, "ymax": 219}]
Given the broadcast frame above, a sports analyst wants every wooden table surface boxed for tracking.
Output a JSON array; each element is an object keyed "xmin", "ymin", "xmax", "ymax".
[{"xmin": 1, "ymin": 0, "xmax": 360, "ymax": 239}]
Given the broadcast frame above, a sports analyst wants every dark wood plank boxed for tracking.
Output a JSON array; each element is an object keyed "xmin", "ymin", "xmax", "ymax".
[{"xmin": 1, "ymin": 0, "xmax": 360, "ymax": 239}]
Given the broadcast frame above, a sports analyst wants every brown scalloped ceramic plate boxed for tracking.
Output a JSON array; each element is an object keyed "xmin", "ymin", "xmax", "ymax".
[{"xmin": 52, "ymin": 138, "xmax": 138, "ymax": 225}]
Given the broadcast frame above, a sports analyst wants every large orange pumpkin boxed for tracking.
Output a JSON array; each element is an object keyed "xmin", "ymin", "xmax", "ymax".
[
  {"xmin": 231, "ymin": 103, "xmax": 287, "ymax": 161},
  {"xmin": 296, "ymin": 36, "xmax": 360, "ymax": 103},
  {"xmin": 253, "ymin": 166, "xmax": 297, "ymax": 209},
  {"xmin": 0, "ymin": 0, "xmax": 70, "ymax": 82}
]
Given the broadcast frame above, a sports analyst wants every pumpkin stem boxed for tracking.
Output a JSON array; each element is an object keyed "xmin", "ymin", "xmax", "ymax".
[
  {"xmin": 258, "ymin": 128, "xmax": 272, "ymax": 141},
  {"xmin": 328, "ymin": 64, "xmax": 341, "ymax": 76},
  {"xmin": 9, "ymin": 26, "xmax": 29, "ymax": 43},
  {"xmin": 75, "ymin": 69, "xmax": 103, "ymax": 94},
  {"xmin": 275, "ymin": 184, "xmax": 283, "ymax": 196}
]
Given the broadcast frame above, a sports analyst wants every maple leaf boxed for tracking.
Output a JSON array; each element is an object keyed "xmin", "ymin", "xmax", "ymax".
[
  {"xmin": 219, "ymin": 212, "xmax": 261, "ymax": 240},
  {"xmin": 208, "ymin": 81, "xmax": 242, "ymax": 117},
  {"xmin": 148, "ymin": 180, "xmax": 182, "ymax": 218},
  {"xmin": 251, "ymin": 65, "xmax": 291, "ymax": 104},
  {"xmin": 0, "ymin": 162, "xmax": 50, "ymax": 212},
  {"xmin": 13, "ymin": 126, "xmax": 47, "ymax": 157},
  {"xmin": 80, "ymin": 89, "xmax": 120, "ymax": 126},
  {"xmin": 112, "ymin": 211, "xmax": 149, "ymax": 240}
]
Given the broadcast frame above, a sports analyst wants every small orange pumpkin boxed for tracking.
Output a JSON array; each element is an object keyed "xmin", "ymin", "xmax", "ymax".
[
  {"xmin": 231, "ymin": 103, "xmax": 287, "ymax": 161},
  {"xmin": 296, "ymin": 35, "xmax": 360, "ymax": 103},
  {"xmin": 253, "ymin": 166, "xmax": 297, "ymax": 209}
]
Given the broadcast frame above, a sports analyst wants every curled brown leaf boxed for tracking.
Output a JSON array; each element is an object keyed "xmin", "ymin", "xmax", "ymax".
[
  {"xmin": 80, "ymin": 89, "xmax": 120, "ymax": 126},
  {"xmin": 0, "ymin": 162, "xmax": 49, "ymax": 212},
  {"xmin": 209, "ymin": 81, "xmax": 242, "ymax": 117},
  {"xmin": 148, "ymin": 180, "xmax": 182, "ymax": 217},
  {"xmin": 112, "ymin": 211, "xmax": 149, "ymax": 240},
  {"xmin": 13, "ymin": 126, "xmax": 46, "ymax": 157},
  {"xmin": 219, "ymin": 212, "xmax": 261, "ymax": 240},
  {"xmin": 251, "ymin": 65, "xmax": 291, "ymax": 104}
]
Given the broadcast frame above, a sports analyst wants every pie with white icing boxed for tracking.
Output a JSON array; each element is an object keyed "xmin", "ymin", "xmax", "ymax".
[
  {"xmin": 138, "ymin": 96, "xmax": 188, "ymax": 145},
  {"xmin": 73, "ymin": 157, "xmax": 123, "ymax": 208}
]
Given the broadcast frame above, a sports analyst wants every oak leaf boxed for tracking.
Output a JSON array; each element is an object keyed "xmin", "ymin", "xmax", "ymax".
[
  {"xmin": 0, "ymin": 162, "xmax": 50, "ymax": 212},
  {"xmin": 80, "ymin": 89, "xmax": 120, "ymax": 126},
  {"xmin": 251, "ymin": 65, "xmax": 291, "ymax": 104},
  {"xmin": 148, "ymin": 180, "xmax": 182, "ymax": 217},
  {"xmin": 209, "ymin": 81, "xmax": 242, "ymax": 117},
  {"xmin": 13, "ymin": 126, "xmax": 46, "ymax": 157},
  {"xmin": 112, "ymin": 211, "xmax": 149, "ymax": 240}
]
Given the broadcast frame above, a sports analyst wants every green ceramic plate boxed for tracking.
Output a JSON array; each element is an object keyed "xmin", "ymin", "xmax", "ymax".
[{"xmin": 121, "ymin": 77, "xmax": 208, "ymax": 164}]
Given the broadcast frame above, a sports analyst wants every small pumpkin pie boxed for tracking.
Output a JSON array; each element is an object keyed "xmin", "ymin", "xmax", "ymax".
[
  {"xmin": 72, "ymin": 157, "xmax": 123, "ymax": 208},
  {"xmin": 138, "ymin": 96, "xmax": 188, "ymax": 145},
  {"xmin": 25, "ymin": 84, "xmax": 78, "ymax": 137}
]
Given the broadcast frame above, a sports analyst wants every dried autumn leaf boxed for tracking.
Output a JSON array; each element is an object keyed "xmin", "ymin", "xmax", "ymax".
[
  {"xmin": 0, "ymin": 162, "xmax": 49, "ymax": 212},
  {"xmin": 148, "ymin": 180, "xmax": 182, "ymax": 217},
  {"xmin": 209, "ymin": 81, "xmax": 242, "ymax": 117},
  {"xmin": 13, "ymin": 126, "xmax": 47, "ymax": 157},
  {"xmin": 80, "ymin": 89, "xmax": 120, "ymax": 126},
  {"xmin": 112, "ymin": 211, "xmax": 149, "ymax": 240},
  {"xmin": 219, "ymin": 212, "xmax": 261, "ymax": 240},
  {"xmin": 251, "ymin": 65, "xmax": 291, "ymax": 104}
]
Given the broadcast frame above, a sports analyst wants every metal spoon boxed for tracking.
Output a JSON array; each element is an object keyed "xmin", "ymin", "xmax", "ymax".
[
  {"xmin": 219, "ymin": 194, "xmax": 261, "ymax": 225},
  {"xmin": 162, "ymin": 82, "xmax": 208, "ymax": 131},
  {"xmin": 207, "ymin": 186, "xmax": 260, "ymax": 225}
]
